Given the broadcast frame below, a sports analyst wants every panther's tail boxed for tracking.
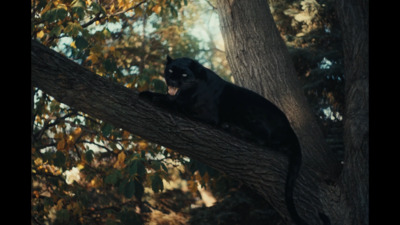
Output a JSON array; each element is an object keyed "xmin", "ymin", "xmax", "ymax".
[
  {"xmin": 285, "ymin": 140, "xmax": 331, "ymax": 225},
  {"xmin": 285, "ymin": 140, "xmax": 309, "ymax": 225}
]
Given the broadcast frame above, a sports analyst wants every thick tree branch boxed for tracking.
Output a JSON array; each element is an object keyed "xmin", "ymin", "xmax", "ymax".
[{"xmin": 31, "ymin": 40, "xmax": 327, "ymax": 223}]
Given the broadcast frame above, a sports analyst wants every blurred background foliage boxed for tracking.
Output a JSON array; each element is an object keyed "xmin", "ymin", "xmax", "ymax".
[{"xmin": 31, "ymin": 0, "xmax": 343, "ymax": 224}]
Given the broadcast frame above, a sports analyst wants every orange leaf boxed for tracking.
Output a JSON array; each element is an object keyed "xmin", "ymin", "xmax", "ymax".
[
  {"xmin": 57, "ymin": 138, "xmax": 66, "ymax": 151},
  {"xmin": 152, "ymin": 5, "xmax": 161, "ymax": 14},
  {"xmin": 113, "ymin": 151, "xmax": 126, "ymax": 169}
]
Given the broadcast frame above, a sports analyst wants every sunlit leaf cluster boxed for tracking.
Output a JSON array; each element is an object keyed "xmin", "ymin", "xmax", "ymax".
[{"xmin": 31, "ymin": 0, "xmax": 231, "ymax": 224}]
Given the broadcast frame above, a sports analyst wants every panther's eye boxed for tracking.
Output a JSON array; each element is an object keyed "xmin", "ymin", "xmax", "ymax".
[
  {"xmin": 182, "ymin": 73, "xmax": 188, "ymax": 77},
  {"xmin": 169, "ymin": 69, "xmax": 173, "ymax": 73}
]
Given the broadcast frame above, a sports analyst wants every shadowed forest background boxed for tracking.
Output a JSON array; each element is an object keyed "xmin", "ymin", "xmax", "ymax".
[{"xmin": 31, "ymin": 0, "xmax": 364, "ymax": 224}]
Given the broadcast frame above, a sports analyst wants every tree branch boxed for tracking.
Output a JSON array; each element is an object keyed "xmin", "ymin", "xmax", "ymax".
[
  {"xmin": 81, "ymin": 0, "xmax": 148, "ymax": 28},
  {"xmin": 31, "ymin": 40, "xmax": 326, "ymax": 223}
]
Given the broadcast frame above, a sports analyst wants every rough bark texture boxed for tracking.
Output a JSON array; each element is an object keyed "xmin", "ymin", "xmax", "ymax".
[
  {"xmin": 214, "ymin": 0, "xmax": 369, "ymax": 224},
  {"xmin": 32, "ymin": 40, "xmax": 323, "ymax": 224},
  {"xmin": 216, "ymin": 0, "xmax": 341, "ymax": 180},
  {"xmin": 216, "ymin": 0, "xmax": 342, "ymax": 223},
  {"xmin": 336, "ymin": 0, "xmax": 369, "ymax": 224}
]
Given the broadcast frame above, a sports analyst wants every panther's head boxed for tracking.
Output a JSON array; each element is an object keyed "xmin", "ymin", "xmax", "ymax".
[{"xmin": 163, "ymin": 56, "xmax": 206, "ymax": 96}]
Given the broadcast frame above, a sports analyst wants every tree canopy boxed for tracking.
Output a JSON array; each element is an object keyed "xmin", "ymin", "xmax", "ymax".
[{"xmin": 31, "ymin": 0, "xmax": 349, "ymax": 224}]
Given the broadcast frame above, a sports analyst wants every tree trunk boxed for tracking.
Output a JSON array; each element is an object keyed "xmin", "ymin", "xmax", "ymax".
[
  {"xmin": 216, "ymin": 0, "xmax": 340, "ymax": 180},
  {"xmin": 336, "ymin": 0, "xmax": 369, "ymax": 224},
  {"xmin": 216, "ymin": 0, "xmax": 342, "ymax": 223},
  {"xmin": 215, "ymin": 0, "xmax": 369, "ymax": 224}
]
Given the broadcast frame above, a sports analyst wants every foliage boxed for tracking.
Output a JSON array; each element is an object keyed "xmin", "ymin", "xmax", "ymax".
[
  {"xmin": 31, "ymin": 0, "xmax": 344, "ymax": 224},
  {"xmin": 190, "ymin": 186, "xmax": 283, "ymax": 225},
  {"xmin": 32, "ymin": 0, "xmax": 226, "ymax": 224}
]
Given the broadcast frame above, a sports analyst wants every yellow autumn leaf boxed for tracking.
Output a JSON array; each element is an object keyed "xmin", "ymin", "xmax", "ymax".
[
  {"xmin": 56, "ymin": 3, "xmax": 68, "ymax": 10},
  {"xmin": 113, "ymin": 151, "xmax": 126, "ymax": 169},
  {"xmin": 86, "ymin": 54, "xmax": 99, "ymax": 64},
  {"xmin": 89, "ymin": 177, "xmax": 102, "ymax": 188},
  {"xmin": 70, "ymin": 41, "xmax": 76, "ymax": 48},
  {"xmin": 77, "ymin": 162, "xmax": 85, "ymax": 170},
  {"xmin": 73, "ymin": 127, "xmax": 82, "ymax": 136},
  {"xmin": 137, "ymin": 141, "xmax": 148, "ymax": 150},
  {"xmin": 37, "ymin": 30, "xmax": 45, "ymax": 39},
  {"xmin": 71, "ymin": 127, "xmax": 82, "ymax": 144},
  {"xmin": 152, "ymin": 5, "xmax": 162, "ymax": 14},
  {"xmin": 122, "ymin": 131, "xmax": 130, "ymax": 147},
  {"xmin": 41, "ymin": 2, "xmax": 54, "ymax": 16},
  {"xmin": 34, "ymin": 157, "xmax": 43, "ymax": 166},
  {"xmin": 187, "ymin": 180, "xmax": 198, "ymax": 194},
  {"xmin": 56, "ymin": 199, "xmax": 64, "ymax": 210}
]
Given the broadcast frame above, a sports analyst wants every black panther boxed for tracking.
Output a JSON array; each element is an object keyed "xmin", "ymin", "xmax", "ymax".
[{"xmin": 140, "ymin": 56, "xmax": 308, "ymax": 225}]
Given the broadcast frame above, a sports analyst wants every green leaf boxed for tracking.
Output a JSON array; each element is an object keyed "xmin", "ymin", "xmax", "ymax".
[
  {"xmin": 120, "ymin": 209, "xmax": 143, "ymax": 225},
  {"xmin": 118, "ymin": 179, "xmax": 127, "ymax": 195},
  {"xmin": 72, "ymin": 0, "xmax": 86, "ymax": 8},
  {"xmin": 54, "ymin": 151, "xmax": 66, "ymax": 167},
  {"xmin": 75, "ymin": 36, "xmax": 89, "ymax": 49},
  {"xmin": 151, "ymin": 174, "xmax": 163, "ymax": 193},
  {"xmin": 101, "ymin": 123, "xmax": 113, "ymax": 137},
  {"xmin": 55, "ymin": 209, "xmax": 70, "ymax": 224},
  {"xmin": 49, "ymin": 25, "xmax": 63, "ymax": 37},
  {"xmin": 104, "ymin": 58, "xmax": 117, "ymax": 72},
  {"xmin": 128, "ymin": 160, "xmax": 146, "ymax": 178},
  {"xmin": 90, "ymin": 2, "xmax": 105, "ymax": 15},
  {"xmin": 64, "ymin": 22, "xmax": 83, "ymax": 37},
  {"xmin": 105, "ymin": 170, "xmax": 121, "ymax": 185},
  {"xmin": 170, "ymin": 6, "xmax": 178, "ymax": 17},
  {"xmin": 150, "ymin": 160, "xmax": 161, "ymax": 171},
  {"xmin": 124, "ymin": 181, "xmax": 135, "ymax": 198},
  {"xmin": 85, "ymin": 150, "xmax": 94, "ymax": 163},
  {"xmin": 42, "ymin": 8, "xmax": 57, "ymax": 22},
  {"xmin": 42, "ymin": 7, "xmax": 68, "ymax": 22},
  {"xmin": 56, "ymin": 8, "xmax": 68, "ymax": 20},
  {"xmin": 134, "ymin": 180, "xmax": 144, "ymax": 200},
  {"xmin": 71, "ymin": 0, "xmax": 86, "ymax": 19},
  {"xmin": 161, "ymin": 163, "xmax": 168, "ymax": 173}
]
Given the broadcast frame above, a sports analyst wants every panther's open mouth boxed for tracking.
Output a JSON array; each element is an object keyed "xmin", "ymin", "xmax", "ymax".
[{"xmin": 167, "ymin": 86, "xmax": 179, "ymax": 96}]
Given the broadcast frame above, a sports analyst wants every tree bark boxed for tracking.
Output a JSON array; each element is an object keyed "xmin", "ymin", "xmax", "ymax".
[
  {"xmin": 336, "ymin": 0, "xmax": 369, "ymax": 224},
  {"xmin": 216, "ymin": 0, "xmax": 343, "ymax": 223},
  {"xmin": 215, "ymin": 0, "xmax": 369, "ymax": 224},
  {"xmin": 216, "ymin": 0, "xmax": 340, "ymax": 180},
  {"xmin": 32, "ymin": 39, "xmax": 332, "ymax": 224}
]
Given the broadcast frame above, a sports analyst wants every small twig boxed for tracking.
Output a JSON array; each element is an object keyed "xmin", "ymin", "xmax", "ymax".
[
  {"xmin": 33, "ymin": 111, "xmax": 78, "ymax": 141},
  {"xmin": 81, "ymin": 0, "xmax": 148, "ymax": 28},
  {"xmin": 204, "ymin": 0, "xmax": 217, "ymax": 10}
]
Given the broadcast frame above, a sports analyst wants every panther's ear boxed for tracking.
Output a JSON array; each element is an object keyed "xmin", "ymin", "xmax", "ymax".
[
  {"xmin": 189, "ymin": 60, "xmax": 207, "ymax": 81},
  {"xmin": 166, "ymin": 55, "xmax": 173, "ymax": 64}
]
